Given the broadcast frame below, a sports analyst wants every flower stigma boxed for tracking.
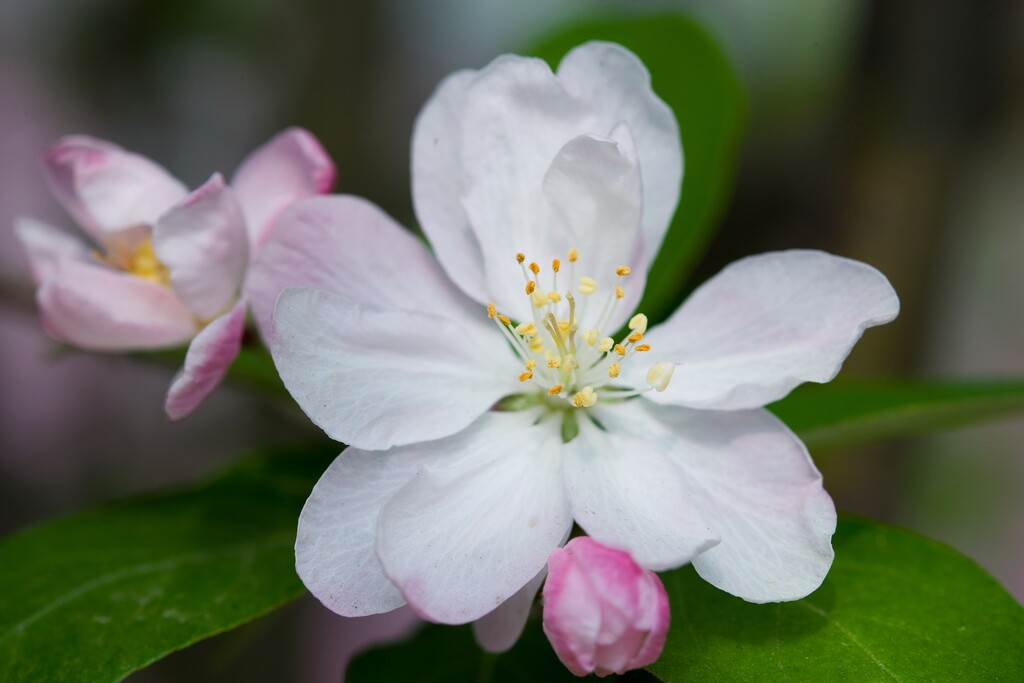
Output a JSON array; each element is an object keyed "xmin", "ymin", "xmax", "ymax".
[{"xmin": 488, "ymin": 248, "xmax": 675, "ymax": 428}]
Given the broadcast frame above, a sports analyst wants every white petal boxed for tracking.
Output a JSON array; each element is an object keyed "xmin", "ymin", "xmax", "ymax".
[
  {"xmin": 153, "ymin": 174, "xmax": 248, "ymax": 321},
  {"xmin": 638, "ymin": 401, "xmax": 836, "ymax": 602},
  {"xmin": 247, "ymin": 195, "xmax": 480, "ymax": 343},
  {"xmin": 631, "ymin": 250, "xmax": 899, "ymax": 409},
  {"xmin": 271, "ymin": 287, "xmax": 519, "ymax": 450},
  {"xmin": 377, "ymin": 411, "xmax": 571, "ymax": 624},
  {"xmin": 457, "ymin": 55, "xmax": 591, "ymax": 319},
  {"xmin": 562, "ymin": 401, "xmax": 719, "ymax": 571},
  {"xmin": 541, "ymin": 130, "xmax": 645, "ymax": 331},
  {"xmin": 472, "ymin": 567, "xmax": 546, "ymax": 654},
  {"xmin": 14, "ymin": 218, "xmax": 88, "ymax": 285},
  {"xmin": 557, "ymin": 42, "xmax": 683, "ymax": 261},
  {"xmin": 296, "ymin": 448, "xmax": 426, "ymax": 618},
  {"xmin": 411, "ymin": 70, "xmax": 488, "ymax": 301}
]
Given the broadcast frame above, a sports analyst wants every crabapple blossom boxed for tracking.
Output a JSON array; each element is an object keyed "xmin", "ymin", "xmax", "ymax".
[
  {"xmin": 262, "ymin": 41, "xmax": 899, "ymax": 654},
  {"xmin": 543, "ymin": 537, "xmax": 669, "ymax": 677},
  {"xmin": 16, "ymin": 128, "xmax": 334, "ymax": 420}
]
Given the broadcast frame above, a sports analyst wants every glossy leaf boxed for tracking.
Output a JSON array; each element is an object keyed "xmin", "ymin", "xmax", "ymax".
[
  {"xmin": 649, "ymin": 517, "xmax": 1024, "ymax": 681},
  {"xmin": 529, "ymin": 13, "xmax": 747, "ymax": 324},
  {"xmin": 774, "ymin": 378, "xmax": 1024, "ymax": 452},
  {"xmin": 0, "ymin": 445, "xmax": 335, "ymax": 682}
]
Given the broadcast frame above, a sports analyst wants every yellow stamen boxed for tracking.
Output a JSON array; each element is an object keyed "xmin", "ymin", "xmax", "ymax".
[
  {"xmin": 497, "ymin": 314, "xmax": 511, "ymax": 326},
  {"xmin": 549, "ymin": 384, "xmax": 563, "ymax": 395},
  {"xmin": 583, "ymin": 329, "xmax": 599, "ymax": 347},
  {"xmin": 547, "ymin": 358, "xmax": 561, "ymax": 369},
  {"xmin": 547, "ymin": 291, "xmax": 561, "ymax": 303},
  {"xmin": 608, "ymin": 363, "xmax": 620, "ymax": 378},
  {"xmin": 646, "ymin": 361, "xmax": 675, "ymax": 391},
  {"xmin": 552, "ymin": 259, "xmax": 561, "ymax": 273},
  {"xmin": 567, "ymin": 248, "xmax": 578, "ymax": 263},
  {"xmin": 515, "ymin": 322, "xmax": 536, "ymax": 337},
  {"xmin": 614, "ymin": 344, "xmax": 627, "ymax": 356},
  {"xmin": 597, "ymin": 337, "xmax": 614, "ymax": 353},
  {"xmin": 628, "ymin": 314, "xmax": 648, "ymax": 334},
  {"xmin": 518, "ymin": 371, "xmax": 533, "ymax": 382},
  {"xmin": 579, "ymin": 277, "xmax": 597, "ymax": 295},
  {"xmin": 573, "ymin": 386, "xmax": 597, "ymax": 408},
  {"xmin": 487, "ymin": 302, "xmax": 496, "ymax": 319},
  {"xmin": 529, "ymin": 262, "xmax": 540, "ymax": 275},
  {"xmin": 516, "ymin": 253, "xmax": 525, "ymax": 264},
  {"xmin": 616, "ymin": 265, "xmax": 632, "ymax": 276},
  {"xmin": 531, "ymin": 290, "xmax": 548, "ymax": 308},
  {"xmin": 529, "ymin": 337, "xmax": 545, "ymax": 351},
  {"xmin": 525, "ymin": 281, "xmax": 536, "ymax": 295},
  {"xmin": 615, "ymin": 286, "xmax": 624, "ymax": 299},
  {"xmin": 628, "ymin": 331, "xmax": 643, "ymax": 343},
  {"xmin": 525, "ymin": 360, "xmax": 537, "ymax": 371},
  {"xmin": 634, "ymin": 344, "xmax": 651, "ymax": 352},
  {"xmin": 557, "ymin": 320, "xmax": 570, "ymax": 334}
]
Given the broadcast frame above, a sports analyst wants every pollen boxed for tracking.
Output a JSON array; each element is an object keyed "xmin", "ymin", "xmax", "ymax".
[
  {"xmin": 487, "ymin": 302, "xmax": 496, "ymax": 319},
  {"xmin": 573, "ymin": 386, "xmax": 597, "ymax": 408},
  {"xmin": 515, "ymin": 322, "xmax": 536, "ymax": 337},
  {"xmin": 529, "ymin": 262, "xmax": 540, "ymax": 275},
  {"xmin": 614, "ymin": 344, "xmax": 627, "ymax": 356},
  {"xmin": 549, "ymin": 384, "xmax": 563, "ymax": 395},
  {"xmin": 567, "ymin": 247, "xmax": 578, "ymax": 263},
  {"xmin": 497, "ymin": 314, "xmax": 511, "ymax": 326},
  {"xmin": 634, "ymin": 344, "xmax": 651, "ymax": 352},
  {"xmin": 525, "ymin": 360, "xmax": 537, "ymax": 371},
  {"xmin": 615, "ymin": 265, "xmax": 631, "ymax": 276},
  {"xmin": 547, "ymin": 291, "xmax": 561, "ymax": 303},
  {"xmin": 557, "ymin": 320, "xmax": 571, "ymax": 334},
  {"xmin": 552, "ymin": 259, "xmax": 561, "ymax": 273},
  {"xmin": 547, "ymin": 358, "xmax": 561, "ymax": 369},
  {"xmin": 518, "ymin": 371, "xmax": 533, "ymax": 382},
  {"xmin": 607, "ymin": 363, "xmax": 620, "ymax": 378},
  {"xmin": 525, "ymin": 280, "xmax": 536, "ymax": 295},
  {"xmin": 516, "ymin": 253, "xmax": 525, "ymax": 264},
  {"xmin": 615, "ymin": 286, "xmax": 624, "ymax": 299},
  {"xmin": 627, "ymin": 331, "xmax": 643, "ymax": 343},
  {"xmin": 579, "ymin": 277, "xmax": 597, "ymax": 295}
]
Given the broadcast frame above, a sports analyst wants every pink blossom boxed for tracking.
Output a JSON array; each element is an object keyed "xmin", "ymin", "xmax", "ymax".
[
  {"xmin": 16, "ymin": 128, "xmax": 334, "ymax": 420},
  {"xmin": 543, "ymin": 537, "xmax": 669, "ymax": 677}
]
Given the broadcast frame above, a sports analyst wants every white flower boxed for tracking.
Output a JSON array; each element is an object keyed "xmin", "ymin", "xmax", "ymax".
[{"xmin": 254, "ymin": 42, "xmax": 899, "ymax": 646}]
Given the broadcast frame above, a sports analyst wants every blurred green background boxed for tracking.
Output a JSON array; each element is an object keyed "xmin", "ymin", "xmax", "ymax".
[{"xmin": 1, "ymin": 1, "xmax": 1022, "ymax": 680}]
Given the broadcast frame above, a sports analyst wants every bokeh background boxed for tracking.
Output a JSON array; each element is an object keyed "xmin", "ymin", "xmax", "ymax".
[{"xmin": 2, "ymin": 0, "xmax": 1022, "ymax": 680}]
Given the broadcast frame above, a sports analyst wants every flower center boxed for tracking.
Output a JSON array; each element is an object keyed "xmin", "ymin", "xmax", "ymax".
[
  {"xmin": 96, "ymin": 237, "xmax": 171, "ymax": 287},
  {"xmin": 487, "ymin": 248, "xmax": 674, "ymax": 411}
]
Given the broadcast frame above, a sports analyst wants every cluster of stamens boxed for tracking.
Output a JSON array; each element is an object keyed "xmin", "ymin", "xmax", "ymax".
[
  {"xmin": 95, "ymin": 237, "xmax": 170, "ymax": 287},
  {"xmin": 487, "ymin": 248, "xmax": 674, "ymax": 409}
]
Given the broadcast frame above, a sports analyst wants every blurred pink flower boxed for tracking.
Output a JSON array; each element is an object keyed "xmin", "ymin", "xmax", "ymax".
[
  {"xmin": 16, "ymin": 128, "xmax": 334, "ymax": 420},
  {"xmin": 542, "ymin": 537, "xmax": 669, "ymax": 677}
]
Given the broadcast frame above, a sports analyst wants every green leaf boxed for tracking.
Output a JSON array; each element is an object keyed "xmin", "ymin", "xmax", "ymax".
[
  {"xmin": 773, "ymin": 378, "xmax": 1024, "ymax": 452},
  {"xmin": 528, "ymin": 14, "xmax": 746, "ymax": 325},
  {"xmin": 651, "ymin": 517, "xmax": 1023, "ymax": 681},
  {"xmin": 0, "ymin": 445, "xmax": 335, "ymax": 682}
]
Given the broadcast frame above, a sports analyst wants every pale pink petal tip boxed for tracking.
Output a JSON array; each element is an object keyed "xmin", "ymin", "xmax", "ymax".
[
  {"xmin": 164, "ymin": 299, "xmax": 247, "ymax": 420},
  {"xmin": 542, "ymin": 537, "xmax": 670, "ymax": 678}
]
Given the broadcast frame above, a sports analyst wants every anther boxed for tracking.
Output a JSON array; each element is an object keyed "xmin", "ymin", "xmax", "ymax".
[
  {"xmin": 557, "ymin": 321, "xmax": 570, "ymax": 334},
  {"xmin": 616, "ymin": 265, "xmax": 631, "ymax": 276},
  {"xmin": 597, "ymin": 337, "xmax": 614, "ymax": 353},
  {"xmin": 573, "ymin": 386, "xmax": 597, "ymax": 408},
  {"xmin": 584, "ymin": 329, "xmax": 599, "ymax": 347},
  {"xmin": 628, "ymin": 314, "xmax": 648, "ymax": 334},
  {"xmin": 579, "ymin": 277, "xmax": 597, "ymax": 295},
  {"xmin": 627, "ymin": 331, "xmax": 643, "ymax": 343},
  {"xmin": 547, "ymin": 358, "xmax": 561, "ymax": 369},
  {"xmin": 516, "ymin": 253, "xmax": 525, "ymax": 264},
  {"xmin": 614, "ymin": 344, "xmax": 627, "ymax": 356},
  {"xmin": 547, "ymin": 291, "xmax": 561, "ymax": 303},
  {"xmin": 634, "ymin": 344, "xmax": 651, "ymax": 352},
  {"xmin": 608, "ymin": 363, "xmax": 620, "ymax": 378},
  {"xmin": 487, "ymin": 302, "xmax": 496, "ymax": 319},
  {"xmin": 525, "ymin": 360, "xmax": 537, "ymax": 371},
  {"xmin": 567, "ymin": 248, "xmax": 578, "ymax": 263},
  {"xmin": 515, "ymin": 322, "xmax": 536, "ymax": 337},
  {"xmin": 525, "ymin": 281, "xmax": 536, "ymax": 295},
  {"xmin": 518, "ymin": 371, "xmax": 533, "ymax": 382},
  {"xmin": 497, "ymin": 314, "xmax": 511, "ymax": 326},
  {"xmin": 646, "ymin": 362, "xmax": 675, "ymax": 391},
  {"xmin": 529, "ymin": 337, "xmax": 545, "ymax": 351},
  {"xmin": 549, "ymin": 384, "xmax": 563, "ymax": 395},
  {"xmin": 552, "ymin": 259, "xmax": 561, "ymax": 273},
  {"xmin": 529, "ymin": 262, "xmax": 540, "ymax": 275},
  {"xmin": 615, "ymin": 286, "xmax": 624, "ymax": 299}
]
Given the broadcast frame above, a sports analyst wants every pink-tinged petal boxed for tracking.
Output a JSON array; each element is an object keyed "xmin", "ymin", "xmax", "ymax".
[
  {"xmin": 411, "ymin": 69, "xmax": 488, "ymax": 300},
  {"xmin": 37, "ymin": 258, "xmax": 196, "ymax": 351},
  {"xmin": 562, "ymin": 401, "xmax": 719, "ymax": 571},
  {"xmin": 296, "ymin": 447, "xmax": 430, "ymax": 618},
  {"xmin": 164, "ymin": 299, "xmax": 246, "ymax": 420},
  {"xmin": 42, "ymin": 135, "xmax": 187, "ymax": 244},
  {"xmin": 641, "ymin": 400, "xmax": 837, "ymax": 602},
  {"xmin": 627, "ymin": 250, "xmax": 900, "ymax": 409},
  {"xmin": 543, "ymin": 537, "xmax": 670, "ymax": 677},
  {"xmin": 556, "ymin": 42, "xmax": 683, "ymax": 260},
  {"xmin": 457, "ymin": 55, "xmax": 592, "ymax": 311},
  {"xmin": 376, "ymin": 412, "xmax": 571, "ymax": 625},
  {"xmin": 247, "ymin": 195, "xmax": 480, "ymax": 343},
  {"xmin": 271, "ymin": 287, "xmax": 519, "ymax": 450},
  {"xmin": 153, "ymin": 173, "xmax": 248, "ymax": 321},
  {"xmin": 540, "ymin": 129, "xmax": 644, "ymax": 330},
  {"xmin": 231, "ymin": 127, "xmax": 336, "ymax": 250},
  {"xmin": 14, "ymin": 217, "xmax": 88, "ymax": 284},
  {"xmin": 473, "ymin": 566, "xmax": 547, "ymax": 654}
]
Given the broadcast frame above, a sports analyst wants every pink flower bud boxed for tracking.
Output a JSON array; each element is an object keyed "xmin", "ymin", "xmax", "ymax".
[{"xmin": 542, "ymin": 537, "xmax": 670, "ymax": 677}]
